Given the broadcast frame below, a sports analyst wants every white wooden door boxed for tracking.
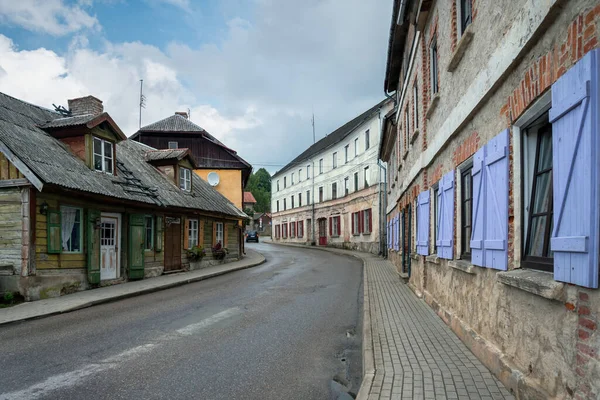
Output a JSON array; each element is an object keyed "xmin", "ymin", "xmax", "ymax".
[{"xmin": 100, "ymin": 217, "xmax": 118, "ymax": 280}]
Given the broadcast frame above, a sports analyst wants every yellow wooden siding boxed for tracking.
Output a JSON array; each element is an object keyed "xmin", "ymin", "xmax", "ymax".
[
  {"xmin": 0, "ymin": 153, "xmax": 25, "ymax": 180},
  {"xmin": 0, "ymin": 188, "xmax": 23, "ymax": 268}
]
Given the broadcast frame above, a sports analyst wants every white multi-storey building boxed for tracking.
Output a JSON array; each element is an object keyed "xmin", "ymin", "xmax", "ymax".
[{"xmin": 271, "ymin": 100, "xmax": 393, "ymax": 254}]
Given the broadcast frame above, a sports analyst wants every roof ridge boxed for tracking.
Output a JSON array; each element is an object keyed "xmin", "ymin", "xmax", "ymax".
[
  {"xmin": 274, "ymin": 99, "xmax": 389, "ymax": 176},
  {"xmin": 0, "ymin": 92, "xmax": 60, "ymax": 117}
]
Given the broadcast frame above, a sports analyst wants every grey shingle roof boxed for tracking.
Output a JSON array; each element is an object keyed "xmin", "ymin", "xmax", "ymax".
[
  {"xmin": 39, "ymin": 114, "xmax": 96, "ymax": 128},
  {"xmin": 145, "ymin": 148, "xmax": 196, "ymax": 166},
  {"xmin": 275, "ymin": 99, "xmax": 390, "ymax": 176},
  {"xmin": 0, "ymin": 92, "xmax": 246, "ymax": 219},
  {"xmin": 139, "ymin": 114, "xmax": 206, "ymax": 133}
]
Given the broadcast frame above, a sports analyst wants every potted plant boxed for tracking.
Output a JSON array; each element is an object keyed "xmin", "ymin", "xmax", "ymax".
[
  {"xmin": 211, "ymin": 242, "xmax": 229, "ymax": 260},
  {"xmin": 186, "ymin": 245, "xmax": 205, "ymax": 266}
]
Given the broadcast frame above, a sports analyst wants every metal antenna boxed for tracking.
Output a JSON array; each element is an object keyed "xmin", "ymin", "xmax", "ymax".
[{"xmin": 139, "ymin": 79, "xmax": 146, "ymax": 130}]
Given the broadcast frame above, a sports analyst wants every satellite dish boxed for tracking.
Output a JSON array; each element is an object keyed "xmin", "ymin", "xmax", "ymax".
[{"xmin": 207, "ymin": 172, "xmax": 220, "ymax": 187}]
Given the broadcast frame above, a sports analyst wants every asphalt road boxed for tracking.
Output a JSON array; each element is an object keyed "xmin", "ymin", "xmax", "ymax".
[{"xmin": 0, "ymin": 242, "xmax": 363, "ymax": 400}]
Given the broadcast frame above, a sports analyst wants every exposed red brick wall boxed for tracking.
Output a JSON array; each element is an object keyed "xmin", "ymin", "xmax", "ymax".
[
  {"xmin": 451, "ymin": 1, "xmax": 458, "ymax": 53},
  {"xmin": 421, "ymin": 39, "xmax": 429, "ymax": 151},
  {"xmin": 452, "ymin": 131, "xmax": 480, "ymax": 167},
  {"xmin": 502, "ymin": 5, "xmax": 600, "ymax": 123},
  {"xmin": 60, "ymin": 136, "xmax": 87, "ymax": 163},
  {"xmin": 574, "ymin": 290, "xmax": 598, "ymax": 399},
  {"xmin": 429, "ymin": 164, "xmax": 443, "ymax": 186}
]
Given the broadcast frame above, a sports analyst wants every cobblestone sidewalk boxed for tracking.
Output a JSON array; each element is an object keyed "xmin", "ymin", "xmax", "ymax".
[{"xmin": 361, "ymin": 254, "xmax": 514, "ymax": 400}]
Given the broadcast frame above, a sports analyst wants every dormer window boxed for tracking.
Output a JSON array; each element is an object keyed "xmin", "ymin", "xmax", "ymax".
[
  {"xmin": 93, "ymin": 137, "xmax": 114, "ymax": 174},
  {"xmin": 179, "ymin": 167, "xmax": 191, "ymax": 191}
]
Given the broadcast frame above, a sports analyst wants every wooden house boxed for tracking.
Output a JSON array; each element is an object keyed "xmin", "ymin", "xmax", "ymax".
[
  {"xmin": 130, "ymin": 112, "xmax": 252, "ymax": 210},
  {"xmin": 0, "ymin": 93, "xmax": 247, "ymax": 301}
]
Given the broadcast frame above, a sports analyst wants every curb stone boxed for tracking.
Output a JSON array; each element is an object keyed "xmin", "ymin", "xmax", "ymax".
[{"xmin": 0, "ymin": 253, "xmax": 266, "ymax": 327}]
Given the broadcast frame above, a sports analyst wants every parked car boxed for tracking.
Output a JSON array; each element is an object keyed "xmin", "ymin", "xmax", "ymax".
[{"xmin": 246, "ymin": 230, "xmax": 259, "ymax": 243}]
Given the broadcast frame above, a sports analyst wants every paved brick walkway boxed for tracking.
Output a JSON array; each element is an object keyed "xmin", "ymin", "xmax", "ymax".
[{"xmin": 363, "ymin": 255, "xmax": 514, "ymax": 400}]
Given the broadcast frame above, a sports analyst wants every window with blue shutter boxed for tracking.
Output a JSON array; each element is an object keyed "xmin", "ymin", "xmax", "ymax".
[
  {"xmin": 437, "ymin": 171, "xmax": 455, "ymax": 259},
  {"xmin": 394, "ymin": 216, "xmax": 400, "ymax": 251},
  {"xmin": 549, "ymin": 49, "xmax": 599, "ymax": 288},
  {"xmin": 470, "ymin": 129, "xmax": 509, "ymax": 270},
  {"xmin": 416, "ymin": 190, "xmax": 430, "ymax": 255}
]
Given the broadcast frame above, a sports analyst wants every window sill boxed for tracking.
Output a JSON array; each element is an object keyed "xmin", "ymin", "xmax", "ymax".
[
  {"xmin": 447, "ymin": 26, "xmax": 474, "ymax": 72},
  {"xmin": 362, "ymin": 231, "xmax": 371, "ymax": 235},
  {"xmin": 402, "ymin": 150, "xmax": 409, "ymax": 161},
  {"xmin": 410, "ymin": 129, "xmax": 420, "ymax": 145},
  {"xmin": 352, "ymin": 233, "xmax": 360, "ymax": 237},
  {"xmin": 497, "ymin": 269, "xmax": 565, "ymax": 302},
  {"xmin": 448, "ymin": 260, "xmax": 477, "ymax": 275},
  {"xmin": 425, "ymin": 254, "xmax": 440, "ymax": 265},
  {"xmin": 331, "ymin": 235, "xmax": 340, "ymax": 238},
  {"xmin": 426, "ymin": 94, "xmax": 440, "ymax": 119}
]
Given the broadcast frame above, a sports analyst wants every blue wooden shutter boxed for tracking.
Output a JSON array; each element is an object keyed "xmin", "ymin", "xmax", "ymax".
[
  {"xmin": 437, "ymin": 171, "xmax": 454, "ymax": 259},
  {"xmin": 550, "ymin": 49, "xmax": 599, "ymax": 288},
  {"xmin": 417, "ymin": 191, "xmax": 430, "ymax": 255},
  {"xmin": 471, "ymin": 146, "xmax": 485, "ymax": 266},
  {"xmin": 396, "ymin": 215, "xmax": 401, "ymax": 251},
  {"xmin": 483, "ymin": 129, "xmax": 509, "ymax": 270}
]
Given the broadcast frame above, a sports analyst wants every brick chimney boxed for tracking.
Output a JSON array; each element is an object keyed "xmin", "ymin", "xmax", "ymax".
[
  {"xmin": 68, "ymin": 95, "xmax": 104, "ymax": 116},
  {"xmin": 175, "ymin": 111, "xmax": 189, "ymax": 119}
]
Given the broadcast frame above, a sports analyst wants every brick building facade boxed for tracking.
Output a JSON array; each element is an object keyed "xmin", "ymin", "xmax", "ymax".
[{"xmin": 380, "ymin": 0, "xmax": 600, "ymax": 398}]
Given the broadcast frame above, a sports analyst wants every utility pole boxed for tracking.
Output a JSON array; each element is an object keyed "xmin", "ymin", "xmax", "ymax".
[{"xmin": 311, "ymin": 113, "xmax": 316, "ymax": 246}]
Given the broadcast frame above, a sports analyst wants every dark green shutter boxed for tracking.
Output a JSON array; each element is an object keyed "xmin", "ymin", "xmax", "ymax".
[
  {"xmin": 47, "ymin": 210, "xmax": 62, "ymax": 254},
  {"xmin": 129, "ymin": 214, "xmax": 145, "ymax": 280},
  {"xmin": 87, "ymin": 209, "xmax": 101, "ymax": 284},
  {"xmin": 46, "ymin": 210, "xmax": 62, "ymax": 254},
  {"xmin": 155, "ymin": 216, "xmax": 163, "ymax": 252}
]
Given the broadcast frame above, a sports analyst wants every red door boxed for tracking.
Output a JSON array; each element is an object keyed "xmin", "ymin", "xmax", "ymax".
[{"xmin": 318, "ymin": 218, "xmax": 327, "ymax": 246}]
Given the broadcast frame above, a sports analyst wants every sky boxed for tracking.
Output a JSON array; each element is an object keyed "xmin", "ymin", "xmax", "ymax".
[{"xmin": 0, "ymin": 0, "xmax": 393, "ymax": 174}]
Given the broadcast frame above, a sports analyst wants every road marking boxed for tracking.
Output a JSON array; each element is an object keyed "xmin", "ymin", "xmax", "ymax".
[
  {"xmin": 176, "ymin": 307, "xmax": 239, "ymax": 336},
  {"xmin": 0, "ymin": 308, "xmax": 240, "ymax": 400}
]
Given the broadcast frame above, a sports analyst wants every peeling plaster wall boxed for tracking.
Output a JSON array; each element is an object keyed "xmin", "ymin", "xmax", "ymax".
[{"xmin": 384, "ymin": 0, "xmax": 600, "ymax": 398}]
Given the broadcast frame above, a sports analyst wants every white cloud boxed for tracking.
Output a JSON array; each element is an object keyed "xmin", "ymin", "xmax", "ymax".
[
  {"xmin": 0, "ymin": 34, "xmax": 257, "ymax": 145},
  {"xmin": 0, "ymin": 0, "xmax": 393, "ymax": 172},
  {"xmin": 0, "ymin": 0, "xmax": 100, "ymax": 36}
]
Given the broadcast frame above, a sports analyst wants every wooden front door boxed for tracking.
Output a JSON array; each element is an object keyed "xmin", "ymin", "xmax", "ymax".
[
  {"xmin": 164, "ymin": 216, "xmax": 182, "ymax": 271},
  {"xmin": 318, "ymin": 218, "xmax": 327, "ymax": 246}
]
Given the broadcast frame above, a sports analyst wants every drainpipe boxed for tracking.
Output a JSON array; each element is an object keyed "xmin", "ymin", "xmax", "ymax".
[{"xmin": 378, "ymin": 159, "xmax": 387, "ymax": 258}]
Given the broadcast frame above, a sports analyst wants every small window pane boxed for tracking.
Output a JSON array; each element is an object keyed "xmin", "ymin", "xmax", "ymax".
[
  {"xmin": 532, "ymin": 171, "xmax": 552, "ymax": 214},
  {"xmin": 527, "ymin": 216, "xmax": 547, "ymax": 257}
]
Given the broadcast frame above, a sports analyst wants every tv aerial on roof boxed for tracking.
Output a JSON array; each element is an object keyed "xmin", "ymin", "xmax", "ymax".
[{"xmin": 207, "ymin": 172, "xmax": 220, "ymax": 187}]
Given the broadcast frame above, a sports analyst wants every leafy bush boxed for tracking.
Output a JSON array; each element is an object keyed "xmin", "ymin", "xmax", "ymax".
[{"xmin": 186, "ymin": 246, "xmax": 206, "ymax": 261}]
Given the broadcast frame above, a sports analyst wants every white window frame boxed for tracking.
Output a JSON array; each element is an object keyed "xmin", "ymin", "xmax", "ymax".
[
  {"xmin": 365, "ymin": 130, "xmax": 370, "ymax": 150},
  {"xmin": 353, "ymin": 212, "xmax": 360, "ymax": 235},
  {"xmin": 413, "ymin": 82, "xmax": 419, "ymax": 130},
  {"xmin": 363, "ymin": 209, "xmax": 371, "ymax": 234},
  {"xmin": 319, "ymin": 159, "xmax": 323, "ymax": 174},
  {"xmin": 299, "ymin": 169, "xmax": 302, "ymax": 181},
  {"xmin": 332, "ymin": 152, "xmax": 338, "ymax": 169},
  {"xmin": 168, "ymin": 141, "xmax": 178, "ymax": 149},
  {"xmin": 216, "ymin": 222, "xmax": 224, "ymax": 245},
  {"xmin": 292, "ymin": 172, "xmax": 295, "ymax": 185},
  {"xmin": 430, "ymin": 38, "xmax": 439, "ymax": 95},
  {"xmin": 179, "ymin": 167, "xmax": 192, "ymax": 191},
  {"xmin": 512, "ymin": 90, "xmax": 552, "ymax": 268},
  {"xmin": 60, "ymin": 206, "xmax": 83, "ymax": 253},
  {"xmin": 332, "ymin": 216, "xmax": 340, "ymax": 237},
  {"xmin": 93, "ymin": 136, "xmax": 114, "ymax": 174},
  {"xmin": 364, "ymin": 166, "xmax": 369, "ymax": 188},
  {"xmin": 332, "ymin": 182, "xmax": 337, "ymax": 200},
  {"xmin": 345, "ymin": 145, "xmax": 349, "ymax": 163},
  {"xmin": 457, "ymin": 0, "xmax": 472, "ymax": 37},
  {"xmin": 188, "ymin": 219, "xmax": 199, "ymax": 248},
  {"xmin": 354, "ymin": 138, "xmax": 359, "ymax": 157},
  {"xmin": 307, "ymin": 164, "xmax": 310, "ymax": 178}
]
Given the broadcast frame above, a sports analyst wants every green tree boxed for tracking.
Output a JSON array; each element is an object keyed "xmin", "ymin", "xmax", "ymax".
[{"xmin": 246, "ymin": 168, "xmax": 271, "ymax": 213}]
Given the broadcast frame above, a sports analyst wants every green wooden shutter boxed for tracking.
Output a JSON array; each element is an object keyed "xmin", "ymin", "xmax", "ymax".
[
  {"xmin": 155, "ymin": 216, "xmax": 163, "ymax": 252},
  {"xmin": 129, "ymin": 214, "xmax": 145, "ymax": 280},
  {"xmin": 47, "ymin": 210, "xmax": 62, "ymax": 254},
  {"xmin": 87, "ymin": 209, "xmax": 101, "ymax": 284}
]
